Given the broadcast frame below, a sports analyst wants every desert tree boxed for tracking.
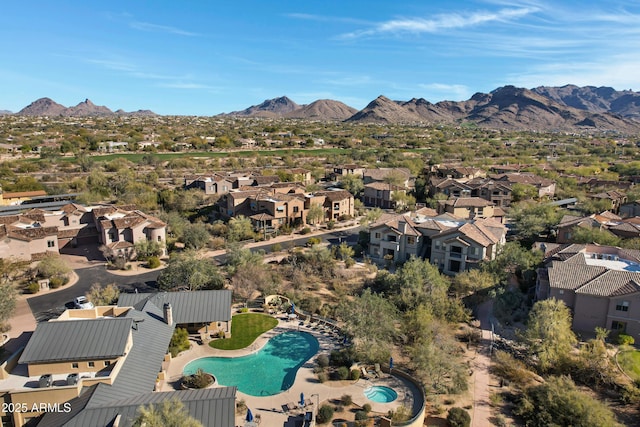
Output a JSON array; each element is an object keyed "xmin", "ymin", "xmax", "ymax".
[
  {"xmin": 522, "ymin": 298, "xmax": 577, "ymax": 372},
  {"xmin": 132, "ymin": 399, "xmax": 203, "ymax": 427}
]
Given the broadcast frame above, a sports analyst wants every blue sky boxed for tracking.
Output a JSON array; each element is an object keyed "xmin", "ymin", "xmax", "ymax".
[{"xmin": 1, "ymin": 1, "xmax": 639, "ymax": 115}]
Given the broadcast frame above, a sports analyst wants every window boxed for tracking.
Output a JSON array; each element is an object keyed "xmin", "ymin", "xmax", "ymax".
[
  {"xmin": 276, "ymin": 206, "xmax": 285, "ymax": 212},
  {"xmin": 616, "ymin": 300, "xmax": 630, "ymax": 312},
  {"xmin": 374, "ymin": 232, "xmax": 381, "ymax": 239},
  {"xmin": 71, "ymin": 362, "xmax": 79, "ymax": 369},
  {"xmin": 450, "ymin": 246, "xmax": 462, "ymax": 258},
  {"xmin": 293, "ymin": 206, "xmax": 299, "ymax": 213},
  {"xmin": 88, "ymin": 362, "xmax": 95, "ymax": 368},
  {"xmin": 407, "ymin": 236, "xmax": 416, "ymax": 245},
  {"xmin": 157, "ymin": 235, "xmax": 162, "ymax": 242},
  {"xmin": 104, "ymin": 361, "xmax": 111, "ymax": 367},
  {"xmin": 612, "ymin": 320, "xmax": 627, "ymax": 332},
  {"xmin": 558, "ymin": 289, "xmax": 564, "ymax": 295},
  {"xmin": 47, "ymin": 240, "xmax": 55, "ymax": 248},
  {"xmin": 387, "ymin": 235, "xmax": 396, "ymax": 242}
]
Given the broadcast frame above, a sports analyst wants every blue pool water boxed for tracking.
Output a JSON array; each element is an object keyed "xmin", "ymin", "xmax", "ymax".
[
  {"xmin": 183, "ymin": 331, "xmax": 319, "ymax": 396},
  {"xmin": 364, "ymin": 385, "xmax": 398, "ymax": 403}
]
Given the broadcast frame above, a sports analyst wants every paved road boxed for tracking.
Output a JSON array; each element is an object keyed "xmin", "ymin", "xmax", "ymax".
[
  {"xmin": 27, "ymin": 228, "xmax": 361, "ymax": 321},
  {"xmin": 27, "ymin": 266, "xmax": 161, "ymax": 321}
]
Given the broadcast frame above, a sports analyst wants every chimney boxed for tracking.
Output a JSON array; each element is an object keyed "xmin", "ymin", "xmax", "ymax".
[
  {"xmin": 398, "ymin": 220, "xmax": 407, "ymax": 234},
  {"xmin": 163, "ymin": 303, "xmax": 173, "ymax": 326}
]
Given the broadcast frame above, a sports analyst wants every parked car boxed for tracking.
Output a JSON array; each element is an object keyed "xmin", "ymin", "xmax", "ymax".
[{"xmin": 74, "ymin": 296, "xmax": 94, "ymax": 309}]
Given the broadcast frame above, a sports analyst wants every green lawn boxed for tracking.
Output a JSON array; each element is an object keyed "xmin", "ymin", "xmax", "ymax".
[
  {"xmin": 209, "ymin": 312, "xmax": 278, "ymax": 350},
  {"xmin": 618, "ymin": 348, "xmax": 640, "ymax": 381}
]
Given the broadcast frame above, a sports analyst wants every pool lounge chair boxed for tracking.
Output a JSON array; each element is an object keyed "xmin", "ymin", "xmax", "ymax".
[
  {"xmin": 282, "ymin": 402, "xmax": 298, "ymax": 413},
  {"xmin": 374, "ymin": 363, "xmax": 384, "ymax": 378},
  {"xmin": 361, "ymin": 366, "xmax": 373, "ymax": 380}
]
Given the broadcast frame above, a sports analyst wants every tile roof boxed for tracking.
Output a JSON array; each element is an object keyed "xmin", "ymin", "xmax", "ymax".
[{"xmin": 19, "ymin": 318, "xmax": 133, "ymax": 364}]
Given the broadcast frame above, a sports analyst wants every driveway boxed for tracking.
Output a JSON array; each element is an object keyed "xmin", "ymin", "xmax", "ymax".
[{"xmin": 27, "ymin": 265, "xmax": 161, "ymax": 321}]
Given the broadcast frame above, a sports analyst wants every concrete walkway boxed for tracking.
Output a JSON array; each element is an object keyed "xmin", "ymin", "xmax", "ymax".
[
  {"xmin": 162, "ymin": 318, "xmax": 418, "ymax": 427},
  {"xmin": 471, "ymin": 299, "xmax": 497, "ymax": 427}
]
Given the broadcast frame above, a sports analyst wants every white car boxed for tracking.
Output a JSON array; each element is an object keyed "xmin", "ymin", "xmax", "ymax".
[{"xmin": 74, "ymin": 296, "xmax": 94, "ymax": 309}]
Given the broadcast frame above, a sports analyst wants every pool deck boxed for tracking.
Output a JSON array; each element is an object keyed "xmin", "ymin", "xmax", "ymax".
[{"xmin": 161, "ymin": 317, "xmax": 418, "ymax": 426}]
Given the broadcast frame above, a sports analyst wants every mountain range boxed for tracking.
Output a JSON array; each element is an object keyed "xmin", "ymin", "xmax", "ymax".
[
  {"xmin": 14, "ymin": 98, "xmax": 156, "ymax": 117},
  {"xmin": 6, "ymin": 85, "xmax": 640, "ymax": 132}
]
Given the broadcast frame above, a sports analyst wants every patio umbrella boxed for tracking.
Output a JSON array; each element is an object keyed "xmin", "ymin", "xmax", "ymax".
[
  {"xmin": 300, "ymin": 392, "xmax": 305, "ymax": 407},
  {"xmin": 389, "ymin": 357, "xmax": 394, "ymax": 370},
  {"xmin": 246, "ymin": 408, "xmax": 254, "ymax": 422}
]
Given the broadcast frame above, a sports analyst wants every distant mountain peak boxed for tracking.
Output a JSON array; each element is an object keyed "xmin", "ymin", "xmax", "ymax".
[{"xmin": 15, "ymin": 98, "xmax": 156, "ymax": 117}]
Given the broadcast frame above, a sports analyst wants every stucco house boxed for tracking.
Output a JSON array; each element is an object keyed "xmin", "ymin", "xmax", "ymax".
[
  {"xmin": 437, "ymin": 197, "xmax": 502, "ymax": 222},
  {"xmin": 0, "ymin": 204, "xmax": 166, "ymax": 262},
  {"xmin": 429, "ymin": 218, "xmax": 506, "ymax": 275},
  {"xmin": 536, "ymin": 243, "xmax": 640, "ymax": 338},
  {"xmin": 0, "ymin": 290, "xmax": 235, "ymax": 427},
  {"xmin": 368, "ymin": 209, "xmax": 506, "ymax": 272},
  {"xmin": 363, "ymin": 182, "xmax": 407, "ymax": 209}
]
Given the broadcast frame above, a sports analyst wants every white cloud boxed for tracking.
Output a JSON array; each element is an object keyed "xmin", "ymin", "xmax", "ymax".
[
  {"xmin": 129, "ymin": 21, "xmax": 198, "ymax": 37},
  {"xmin": 419, "ymin": 83, "xmax": 470, "ymax": 100},
  {"xmin": 507, "ymin": 56, "xmax": 640, "ymax": 91},
  {"xmin": 340, "ymin": 7, "xmax": 538, "ymax": 39}
]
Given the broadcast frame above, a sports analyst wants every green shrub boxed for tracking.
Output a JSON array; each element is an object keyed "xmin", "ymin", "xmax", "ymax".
[
  {"xmin": 316, "ymin": 404, "xmax": 334, "ymax": 424},
  {"xmin": 307, "ymin": 237, "xmax": 321, "ymax": 246},
  {"xmin": 618, "ymin": 333, "xmax": 635, "ymax": 346},
  {"xmin": 447, "ymin": 407, "xmax": 471, "ymax": 427},
  {"xmin": 344, "ymin": 258, "xmax": 356, "ymax": 268},
  {"xmin": 26, "ymin": 282, "xmax": 40, "ymax": 294},
  {"xmin": 168, "ymin": 327, "xmax": 190, "ymax": 357},
  {"xmin": 362, "ymin": 403, "xmax": 371, "ymax": 413},
  {"xmin": 317, "ymin": 372, "xmax": 328, "ymax": 383},
  {"xmin": 49, "ymin": 276, "xmax": 65, "ymax": 288},
  {"xmin": 239, "ymin": 307, "xmax": 249, "ymax": 313},
  {"xmin": 316, "ymin": 354, "xmax": 329, "ymax": 368},
  {"xmin": 350, "ymin": 368, "xmax": 360, "ymax": 380},
  {"xmin": 271, "ymin": 243, "xmax": 282, "ymax": 252},
  {"xmin": 355, "ymin": 410, "xmax": 368, "ymax": 421},
  {"xmin": 182, "ymin": 368, "xmax": 214, "ymax": 389},
  {"xmin": 336, "ymin": 366, "xmax": 350, "ymax": 380},
  {"xmin": 147, "ymin": 256, "xmax": 161, "ymax": 269},
  {"xmin": 340, "ymin": 394, "xmax": 353, "ymax": 406}
]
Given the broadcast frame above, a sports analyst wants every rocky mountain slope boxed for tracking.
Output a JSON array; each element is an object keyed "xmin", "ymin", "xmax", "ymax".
[
  {"xmin": 8, "ymin": 85, "xmax": 640, "ymax": 132},
  {"xmin": 285, "ymin": 99, "xmax": 357, "ymax": 120},
  {"xmin": 532, "ymin": 85, "xmax": 640, "ymax": 119},
  {"xmin": 16, "ymin": 98, "xmax": 156, "ymax": 117},
  {"xmin": 228, "ymin": 85, "xmax": 640, "ymax": 132}
]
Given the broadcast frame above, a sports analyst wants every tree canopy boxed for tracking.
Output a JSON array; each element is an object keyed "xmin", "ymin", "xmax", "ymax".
[
  {"xmin": 522, "ymin": 298, "xmax": 577, "ymax": 372},
  {"xmin": 158, "ymin": 251, "xmax": 223, "ymax": 291}
]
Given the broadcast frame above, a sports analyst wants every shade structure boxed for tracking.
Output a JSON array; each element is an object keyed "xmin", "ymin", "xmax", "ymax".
[{"xmin": 246, "ymin": 408, "xmax": 254, "ymax": 422}]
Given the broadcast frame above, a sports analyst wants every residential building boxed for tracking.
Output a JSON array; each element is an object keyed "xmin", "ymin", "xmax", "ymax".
[
  {"xmin": 368, "ymin": 209, "xmax": 506, "ymax": 271},
  {"xmin": 589, "ymin": 190, "xmax": 627, "ymax": 214},
  {"xmin": 536, "ymin": 244, "xmax": 640, "ymax": 338},
  {"xmin": 363, "ymin": 168, "xmax": 412, "ymax": 187},
  {"xmin": 489, "ymin": 172, "xmax": 556, "ymax": 199},
  {"xmin": 221, "ymin": 186, "xmax": 354, "ymax": 232},
  {"xmin": 184, "ymin": 174, "xmax": 233, "ymax": 195},
  {"xmin": 0, "ymin": 291, "xmax": 234, "ymax": 427},
  {"xmin": 0, "ymin": 204, "xmax": 166, "ymax": 262},
  {"xmin": 429, "ymin": 219, "xmax": 506, "ymax": 275},
  {"xmin": 363, "ymin": 182, "xmax": 407, "ymax": 209},
  {"xmin": 437, "ymin": 197, "xmax": 501, "ymax": 221}
]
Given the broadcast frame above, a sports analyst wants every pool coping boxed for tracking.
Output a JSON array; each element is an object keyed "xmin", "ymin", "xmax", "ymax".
[{"xmin": 161, "ymin": 317, "xmax": 418, "ymax": 426}]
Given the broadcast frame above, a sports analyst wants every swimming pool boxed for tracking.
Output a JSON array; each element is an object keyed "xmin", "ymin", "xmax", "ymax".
[
  {"xmin": 364, "ymin": 385, "xmax": 398, "ymax": 403},
  {"xmin": 183, "ymin": 331, "xmax": 319, "ymax": 396}
]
